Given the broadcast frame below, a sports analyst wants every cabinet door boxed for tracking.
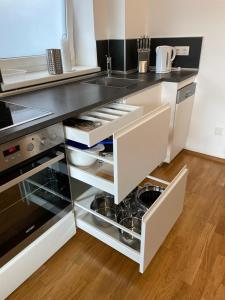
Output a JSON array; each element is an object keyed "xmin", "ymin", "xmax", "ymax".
[
  {"xmin": 140, "ymin": 167, "xmax": 188, "ymax": 273},
  {"xmin": 124, "ymin": 84, "xmax": 162, "ymax": 114},
  {"xmin": 114, "ymin": 104, "xmax": 171, "ymax": 204},
  {"xmin": 171, "ymin": 96, "xmax": 194, "ymax": 160}
]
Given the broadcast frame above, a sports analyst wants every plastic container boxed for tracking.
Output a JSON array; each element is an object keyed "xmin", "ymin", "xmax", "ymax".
[{"xmin": 67, "ymin": 143, "xmax": 105, "ymax": 167}]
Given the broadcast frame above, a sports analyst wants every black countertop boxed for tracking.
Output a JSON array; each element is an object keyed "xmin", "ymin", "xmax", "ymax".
[{"xmin": 0, "ymin": 70, "xmax": 197, "ymax": 145}]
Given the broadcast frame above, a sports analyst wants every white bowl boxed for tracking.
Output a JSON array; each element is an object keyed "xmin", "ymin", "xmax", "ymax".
[{"xmin": 68, "ymin": 144, "xmax": 105, "ymax": 167}]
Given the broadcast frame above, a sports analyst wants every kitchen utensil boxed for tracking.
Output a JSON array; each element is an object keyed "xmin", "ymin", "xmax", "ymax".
[
  {"xmin": 137, "ymin": 39, "xmax": 140, "ymax": 50},
  {"xmin": 118, "ymin": 217, "xmax": 141, "ymax": 250},
  {"xmin": 67, "ymin": 143, "xmax": 105, "ymax": 167},
  {"xmin": 136, "ymin": 184, "xmax": 164, "ymax": 209},
  {"xmin": 66, "ymin": 140, "xmax": 90, "ymax": 150},
  {"xmin": 116, "ymin": 187, "xmax": 146, "ymax": 221},
  {"xmin": 99, "ymin": 137, "xmax": 113, "ymax": 153},
  {"xmin": 64, "ymin": 118, "xmax": 102, "ymax": 131},
  {"xmin": 90, "ymin": 193, "xmax": 116, "ymax": 227},
  {"xmin": 46, "ymin": 49, "xmax": 63, "ymax": 75},
  {"xmin": 156, "ymin": 46, "xmax": 176, "ymax": 73},
  {"xmin": 137, "ymin": 35, "xmax": 151, "ymax": 73}
]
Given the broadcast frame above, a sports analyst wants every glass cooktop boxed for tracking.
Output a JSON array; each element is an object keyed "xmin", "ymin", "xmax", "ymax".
[{"xmin": 0, "ymin": 101, "xmax": 52, "ymax": 131}]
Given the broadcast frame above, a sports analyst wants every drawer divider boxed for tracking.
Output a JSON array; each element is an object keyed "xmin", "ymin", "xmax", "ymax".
[{"xmin": 146, "ymin": 175, "xmax": 170, "ymax": 186}]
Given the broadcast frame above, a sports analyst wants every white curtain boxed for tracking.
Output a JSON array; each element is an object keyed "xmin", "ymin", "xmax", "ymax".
[{"xmin": 73, "ymin": 0, "xmax": 98, "ymax": 67}]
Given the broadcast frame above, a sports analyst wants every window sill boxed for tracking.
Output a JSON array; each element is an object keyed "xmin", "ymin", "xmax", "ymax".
[{"xmin": 0, "ymin": 66, "xmax": 101, "ymax": 92}]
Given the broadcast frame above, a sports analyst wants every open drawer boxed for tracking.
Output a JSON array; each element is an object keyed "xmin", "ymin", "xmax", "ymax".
[
  {"xmin": 68, "ymin": 104, "xmax": 171, "ymax": 204},
  {"xmin": 71, "ymin": 166, "xmax": 188, "ymax": 273},
  {"xmin": 64, "ymin": 102, "xmax": 143, "ymax": 147}
]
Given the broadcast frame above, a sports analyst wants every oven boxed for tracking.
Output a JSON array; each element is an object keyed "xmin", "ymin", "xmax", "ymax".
[{"xmin": 0, "ymin": 124, "xmax": 73, "ymax": 268}]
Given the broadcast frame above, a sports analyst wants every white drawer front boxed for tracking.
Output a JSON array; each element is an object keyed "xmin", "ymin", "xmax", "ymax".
[
  {"xmin": 114, "ymin": 104, "xmax": 171, "ymax": 204},
  {"xmin": 71, "ymin": 167, "xmax": 188, "ymax": 273},
  {"xmin": 140, "ymin": 167, "xmax": 188, "ymax": 273},
  {"xmin": 64, "ymin": 103, "xmax": 143, "ymax": 147},
  {"xmin": 68, "ymin": 104, "xmax": 171, "ymax": 204}
]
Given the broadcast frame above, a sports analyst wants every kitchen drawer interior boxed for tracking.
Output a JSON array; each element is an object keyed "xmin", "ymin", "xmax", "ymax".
[
  {"xmin": 70, "ymin": 166, "xmax": 188, "ymax": 272},
  {"xmin": 67, "ymin": 103, "xmax": 171, "ymax": 204},
  {"xmin": 67, "ymin": 139, "xmax": 114, "ymax": 196},
  {"xmin": 64, "ymin": 102, "xmax": 143, "ymax": 147},
  {"xmin": 122, "ymin": 84, "xmax": 164, "ymax": 115},
  {"xmin": 71, "ymin": 177, "xmax": 167, "ymax": 252}
]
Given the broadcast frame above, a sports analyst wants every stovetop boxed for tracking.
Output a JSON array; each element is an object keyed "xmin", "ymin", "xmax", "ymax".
[{"xmin": 0, "ymin": 101, "xmax": 52, "ymax": 131}]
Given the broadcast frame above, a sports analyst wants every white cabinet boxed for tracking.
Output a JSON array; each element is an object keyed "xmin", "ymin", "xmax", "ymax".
[
  {"xmin": 65, "ymin": 87, "xmax": 171, "ymax": 204},
  {"xmin": 162, "ymin": 76, "xmax": 197, "ymax": 163},
  {"xmin": 113, "ymin": 105, "xmax": 170, "ymax": 203},
  {"xmin": 71, "ymin": 167, "xmax": 188, "ymax": 273},
  {"xmin": 64, "ymin": 102, "xmax": 143, "ymax": 147},
  {"xmin": 65, "ymin": 84, "xmax": 188, "ymax": 273}
]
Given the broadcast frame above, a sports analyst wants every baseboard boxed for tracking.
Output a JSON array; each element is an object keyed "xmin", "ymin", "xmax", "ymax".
[{"xmin": 184, "ymin": 149, "xmax": 225, "ymax": 164}]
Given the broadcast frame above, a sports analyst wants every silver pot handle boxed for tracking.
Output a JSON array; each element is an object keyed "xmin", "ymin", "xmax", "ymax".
[{"xmin": 0, "ymin": 152, "xmax": 65, "ymax": 193}]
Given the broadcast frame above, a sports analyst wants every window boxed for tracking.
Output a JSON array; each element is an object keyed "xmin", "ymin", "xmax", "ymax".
[
  {"xmin": 0, "ymin": 0, "xmax": 67, "ymax": 58},
  {"xmin": 0, "ymin": 0, "xmax": 99, "ymax": 92}
]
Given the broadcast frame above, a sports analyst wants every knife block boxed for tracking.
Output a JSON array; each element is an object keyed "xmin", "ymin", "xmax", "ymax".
[{"xmin": 138, "ymin": 50, "xmax": 150, "ymax": 73}]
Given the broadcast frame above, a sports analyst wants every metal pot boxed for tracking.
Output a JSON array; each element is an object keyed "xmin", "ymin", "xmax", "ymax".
[
  {"xmin": 118, "ymin": 217, "xmax": 141, "ymax": 250},
  {"xmin": 136, "ymin": 184, "xmax": 164, "ymax": 209},
  {"xmin": 90, "ymin": 193, "xmax": 116, "ymax": 227}
]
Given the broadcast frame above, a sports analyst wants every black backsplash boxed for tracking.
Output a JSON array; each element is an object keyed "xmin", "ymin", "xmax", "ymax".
[
  {"xmin": 96, "ymin": 40, "xmax": 124, "ymax": 71},
  {"xmin": 126, "ymin": 39, "xmax": 138, "ymax": 71},
  {"xmin": 150, "ymin": 37, "xmax": 203, "ymax": 68},
  {"xmin": 96, "ymin": 40, "xmax": 109, "ymax": 71},
  {"xmin": 96, "ymin": 36, "xmax": 202, "ymax": 72},
  {"xmin": 108, "ymin": 40, "xmax": 124, "ymax": 71}
]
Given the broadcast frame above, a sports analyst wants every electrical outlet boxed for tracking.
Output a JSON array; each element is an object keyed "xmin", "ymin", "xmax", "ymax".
[
  {"xmin": 215, "ymin": 127, "xmax": 224, "ymax": 136},
  {"xmin": 175, "ymin": 46, "xmax": 190, "ymax": 56}
]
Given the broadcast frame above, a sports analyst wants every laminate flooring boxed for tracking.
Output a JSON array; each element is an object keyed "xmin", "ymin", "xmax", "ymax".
[{"xmin": 8, "ymin": 151, "xmax": 225, "ymax": 300}]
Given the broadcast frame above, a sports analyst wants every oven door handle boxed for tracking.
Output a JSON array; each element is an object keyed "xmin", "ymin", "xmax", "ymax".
[{"xmin": 0, "ymin": 152, "xmax": 65, "ymax": 193}]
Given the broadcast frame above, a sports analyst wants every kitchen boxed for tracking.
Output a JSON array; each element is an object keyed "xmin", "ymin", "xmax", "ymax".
[{"xmin": 0, "ymin": 0, "xmax": 225, "ymax": 299}]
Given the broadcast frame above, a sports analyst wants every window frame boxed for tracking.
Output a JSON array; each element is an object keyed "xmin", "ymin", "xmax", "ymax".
[{"xmin": 0, "ymin": 0, "xmax": 75, "ymax": 72}]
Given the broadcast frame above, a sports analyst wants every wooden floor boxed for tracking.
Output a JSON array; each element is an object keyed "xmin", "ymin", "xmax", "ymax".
[{"xmin": 9, "ymin": 151, "xmax": 225, "ymax": 300}]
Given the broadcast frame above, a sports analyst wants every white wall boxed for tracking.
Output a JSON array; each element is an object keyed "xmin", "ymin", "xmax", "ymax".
[
  {"xmin": 148, "ymin": 0, "xmax": 225, "ymax": 159},
  {"xmin": 93, "ymin": 0, "xmax": 149, "ymax": 40},
  {"xmin": 108, "ymin": 0, "xmax": 125, "ymax": 39},
  {"xmin": 93, "ymin": 0, "xmax": 125, "ymax": 40},
  {"xmin": 93, "ymin": 0, "xmax": 109, "ymax": 40},
  {"xmin": 125, "ymin": 0, "xmax": 150, "ymax": 38}
]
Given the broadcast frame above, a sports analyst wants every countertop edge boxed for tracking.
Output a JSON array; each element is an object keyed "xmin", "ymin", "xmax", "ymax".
[{"xmin": 0, "ymin": 70, "xmax": 198, "ymax": 145}]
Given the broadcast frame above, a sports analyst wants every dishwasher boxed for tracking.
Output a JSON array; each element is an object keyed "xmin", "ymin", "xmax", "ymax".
[{"xmin": 167, "ymin": 82, "xmax": 196, "ymax": 162}]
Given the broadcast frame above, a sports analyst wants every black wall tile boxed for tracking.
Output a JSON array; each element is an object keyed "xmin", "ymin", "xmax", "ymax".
[
  {"xmin": 96, "ymin": 39, "xmax": 125, "ymax": 71},
  {"xmin": 126, "ymin": 39, "xmax": 138, "ymax": 71},
  {"xmin": 109, "ymin": 40, "xmax": 125, "ymax": 71},
  {"xmin": 96, "ymin": 40, "xmax": 109, "ymax": 71},
  {"xmin": 96, "ymin": 37, "xmax": 202, "ymax": 73},
  {"xmin": 150, "ymin": 37, "xmax": 203, "ymax": 68}
]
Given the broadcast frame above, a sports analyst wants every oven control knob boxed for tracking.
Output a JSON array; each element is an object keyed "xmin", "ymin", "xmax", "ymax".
[
  {"xmin": 40, "ymin": 138, "xmax": 47, "ymax": 146},
  {"xmin": 27, "ymin": 143, "xmax": 34, "ymax": 151},
  {"xmin": 51, "ymin": 133, "xmax": 57, "ymax": 140}
]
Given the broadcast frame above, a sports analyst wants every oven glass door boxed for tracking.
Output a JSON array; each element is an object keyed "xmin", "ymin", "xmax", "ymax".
[{"xmin": 0, "ymin": 147, "xmax": 72, "ymax": 267}]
